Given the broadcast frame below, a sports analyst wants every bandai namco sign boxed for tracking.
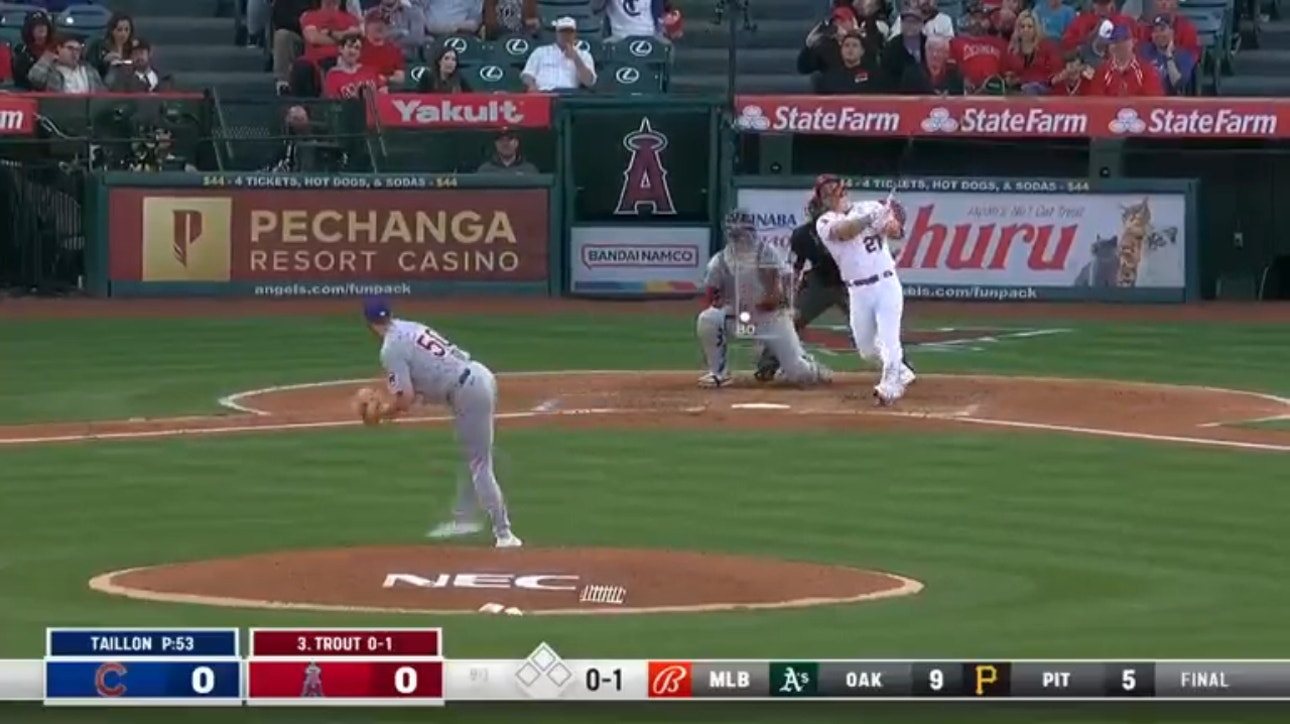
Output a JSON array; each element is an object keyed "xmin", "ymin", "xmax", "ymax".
[{"xmin": 383, "ymin": 573, "xmax": 581, "ymax": 590}]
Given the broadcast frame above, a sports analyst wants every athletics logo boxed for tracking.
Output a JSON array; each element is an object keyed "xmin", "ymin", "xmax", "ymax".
[{"xmin": 647, "ymin": 662, "xmax": 692, "ymax": 698}]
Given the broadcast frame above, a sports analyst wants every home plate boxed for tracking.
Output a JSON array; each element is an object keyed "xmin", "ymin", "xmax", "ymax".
[{"xmin": 730, "ymin": 403, "xmax": 792, "ymax": 410}]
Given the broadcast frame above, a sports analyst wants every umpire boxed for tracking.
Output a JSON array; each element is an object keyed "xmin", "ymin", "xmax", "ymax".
[{"xmin": 753, "ymin": 191, "xmax": 849, "ymax": 382}]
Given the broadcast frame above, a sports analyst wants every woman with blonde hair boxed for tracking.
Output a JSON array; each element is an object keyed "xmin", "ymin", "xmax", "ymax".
[{"xmin": 1003, "ymin": 9, "xmax": 1060, "ymax": 93}]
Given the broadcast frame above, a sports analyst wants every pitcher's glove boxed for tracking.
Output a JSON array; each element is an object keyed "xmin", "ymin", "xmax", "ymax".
[{"xmin": 352, "ymin": 387, "xmax": 384, "ymax": 426}]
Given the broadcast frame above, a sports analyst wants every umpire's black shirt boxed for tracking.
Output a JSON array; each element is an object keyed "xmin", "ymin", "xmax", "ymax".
[{"xmin": 790, "ymin": 222, "xmax": 843, "ymax": 287}]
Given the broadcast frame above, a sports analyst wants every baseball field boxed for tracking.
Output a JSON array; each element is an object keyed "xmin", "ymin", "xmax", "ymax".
[{"xmin": 2, "ymin": 297, "xmax": 1289, "ymax": 724}]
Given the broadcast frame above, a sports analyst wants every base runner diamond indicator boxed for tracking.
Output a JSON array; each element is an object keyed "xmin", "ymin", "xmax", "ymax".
[{"xmin": 515, "ymin": 643, "xmax": 575, "ymax": 699}]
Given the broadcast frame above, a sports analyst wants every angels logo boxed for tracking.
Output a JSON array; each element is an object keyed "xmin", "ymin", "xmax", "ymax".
[{"xmin": 615, "ymin": 117, "xmax": 676, "ymax": 216}]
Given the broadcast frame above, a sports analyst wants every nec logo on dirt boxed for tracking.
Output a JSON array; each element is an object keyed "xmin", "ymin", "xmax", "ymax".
[{"xmin": 383, "ymin": 573, "xmax": 580, "ymax": 590}]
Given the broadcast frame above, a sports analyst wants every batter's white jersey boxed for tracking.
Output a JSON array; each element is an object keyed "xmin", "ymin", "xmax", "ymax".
[
  {"xmin": 380, "ymin": 319, "xmax": 473, "ymax": 401},
  {"xmin": 816, "ymin": 200, "xmax": 898, "ymax": 282}
]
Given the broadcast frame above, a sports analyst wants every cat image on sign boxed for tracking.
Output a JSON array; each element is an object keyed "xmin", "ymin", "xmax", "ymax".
[
  {"xmin": 1116, "ymin": 197, "xmax": 1180, "ymax": 287},
  {"xmin": 1073, "ymin": 235, "xmax": 1119, "ymax": 288}
]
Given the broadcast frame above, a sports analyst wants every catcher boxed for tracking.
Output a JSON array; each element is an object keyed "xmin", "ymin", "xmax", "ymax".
[
  {"xmin": 753, "ymin": 185, "xmax": 850, "ymax": 382},
  {"xmin": 695, "ymin": 208, "xmax": 833, "ymax": 388}
]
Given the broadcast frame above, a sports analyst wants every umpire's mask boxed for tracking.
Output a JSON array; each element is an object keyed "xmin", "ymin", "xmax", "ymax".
[{"xmin": 724, "ymin": 207, "xmax": 756, "ymax": 247}]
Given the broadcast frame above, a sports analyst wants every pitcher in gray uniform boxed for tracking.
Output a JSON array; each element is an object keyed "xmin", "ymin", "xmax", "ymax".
[
  {"xmin": 695, "ymin": 209, "xmax": 833, "ymax": 388},
  {"xmin": 361, "ymin": 297, "xmax": 521, "ymax": 549}
]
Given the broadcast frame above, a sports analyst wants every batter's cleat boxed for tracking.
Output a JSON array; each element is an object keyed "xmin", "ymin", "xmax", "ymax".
[
  {"xmin": 427, "ymin": 520, "xmax": 483, "ymax": 539},
  {"xmin": 495, "ymin": 532, "xmax": 524, "ymax": 548},
  {"xmin": 873, "ymin": 383, "xmax": 903, "ymax": 406},
  {"xmin": 900, "ymin": 363, "xmax": 917, "ymax": 387},
  {"xmin": 697, "ymin": 372, "xmax": 732, "ymax": 388}
]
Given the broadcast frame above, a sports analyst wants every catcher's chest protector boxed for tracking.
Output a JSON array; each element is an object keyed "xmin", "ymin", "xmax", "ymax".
[{"xmin": 727, "ymin": 242, "xmax": 791, "ymax": 313}]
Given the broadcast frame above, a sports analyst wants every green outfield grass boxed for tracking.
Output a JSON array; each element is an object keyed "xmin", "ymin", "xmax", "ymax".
[{"xmin": 0, "ymin": 310, "xmax": 1287, "ymax": 723}]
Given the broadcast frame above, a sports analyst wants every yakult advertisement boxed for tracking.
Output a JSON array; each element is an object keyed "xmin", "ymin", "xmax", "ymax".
[{"xmin": 737, "ymin": 178, "xmax": 1194, "ymax": 302}]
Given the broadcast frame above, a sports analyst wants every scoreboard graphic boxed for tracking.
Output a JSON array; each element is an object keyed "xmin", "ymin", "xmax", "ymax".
[{"xmin": 3, "ymin": 628, "xmax": 1289, "ymax": 704}]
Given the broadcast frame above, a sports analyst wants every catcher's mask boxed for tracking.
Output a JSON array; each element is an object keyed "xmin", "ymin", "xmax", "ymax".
[{"xmin": 724, "ymin": 207, "xmax": 756, "ymax": 245}]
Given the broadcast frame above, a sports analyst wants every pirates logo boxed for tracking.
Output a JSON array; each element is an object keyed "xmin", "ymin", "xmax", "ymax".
[{"xmin": 614, "ymin": 117, "xmax": 676, "ymax": 216}]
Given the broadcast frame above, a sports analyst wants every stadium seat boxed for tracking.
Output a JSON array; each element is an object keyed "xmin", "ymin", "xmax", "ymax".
[
  {"xmin": 55, "ymin": 4, "xmax": 111, "ymax": 33},
  {"xmin": 575, "ymin": 36, "xmax": 604, "ymax": 63},
  {"xmin": 435, "ymin": 34, "xmax": 490, "ymax": 66},
  {"xmin": 596, "ymin": 62, "xmax": 663, "ymax": 94},
  {"xmin": 604, "ymin": 35, "xmax": 670, "ymax": 65},
  {"xmin": 403, "ymin": 64, "xmax": 428, "ymax": 90},
  {"xmin": 466, "ymin": 62, "xmax": 525, "ymax": 92},
  {"xmin": 0, "ymin": 5, "xmax": 41, "ymax": 28},
  {"xmin": 491, "ymin": 34, "xmax": 537, "ymax": 66}
]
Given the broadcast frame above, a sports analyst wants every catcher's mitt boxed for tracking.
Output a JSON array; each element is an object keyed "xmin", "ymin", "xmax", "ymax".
[{"xmin": 352, "ymin": 387, "xmax": 384, "ymax": 426}]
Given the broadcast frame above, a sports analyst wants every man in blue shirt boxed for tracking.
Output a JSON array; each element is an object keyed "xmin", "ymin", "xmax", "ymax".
[
  {"xmin": 1138, "ymin": 14, "xmax": 1195, "ymax": 95},
  {"xmin": 1032, "ymin": 0, "xmax": 1077, "ymax": 40}
]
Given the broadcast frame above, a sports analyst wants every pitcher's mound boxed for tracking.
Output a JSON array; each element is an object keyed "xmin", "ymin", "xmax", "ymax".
[{"xmin": 90, "ymin": 546, "xmax": 922, "ymax": 615}]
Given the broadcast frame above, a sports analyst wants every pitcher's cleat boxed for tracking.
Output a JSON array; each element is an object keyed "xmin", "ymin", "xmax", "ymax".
[
  {"xmin": 495, "ymin": 532, "xmax": 524, "ymax": 548},
  {"xmin": 900, "ymin": 363, "xmax": 917, "ymax": 387},
  {"xmin": 427, "ymin": 520, "xmax": 483, "ymax": 539}
]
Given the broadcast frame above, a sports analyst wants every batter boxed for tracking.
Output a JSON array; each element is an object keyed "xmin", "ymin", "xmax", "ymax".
[
  {"xmin": 358, "ymin": 297, "xmax": 521, "ymax": 548},
  {"xmin": 696, "ymin": 208, "xmax": 833, "ymax": 388},
  {"xmin": 812, "ymin": 176, "xmax": 916, "ymax": 405}
]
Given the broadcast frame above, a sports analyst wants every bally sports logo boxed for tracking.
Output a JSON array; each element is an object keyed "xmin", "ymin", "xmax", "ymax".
[{"xmin": 374, "ymin": 93, "xmax": 553, "ymax": 129}]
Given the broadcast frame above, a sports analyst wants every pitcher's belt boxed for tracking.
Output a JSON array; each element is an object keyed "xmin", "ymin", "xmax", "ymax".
[{"xmin": 846, "ymin": 270, "xmax": 894, "ymax": 288}]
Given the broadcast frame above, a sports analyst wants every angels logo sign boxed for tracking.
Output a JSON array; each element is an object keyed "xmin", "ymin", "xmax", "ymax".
[{"xmin": 615, "ymin": 117, "xmax": 676, "ymax": 216}]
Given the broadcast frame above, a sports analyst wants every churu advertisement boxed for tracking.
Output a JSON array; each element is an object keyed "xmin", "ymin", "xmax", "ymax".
[
  {"xmin": 107, "ymin": 187, "xmax": 550, "ymax": 293},
  {"xmin": 737, "ymin": 178, "xmax": 1196, "ymax": 302}
]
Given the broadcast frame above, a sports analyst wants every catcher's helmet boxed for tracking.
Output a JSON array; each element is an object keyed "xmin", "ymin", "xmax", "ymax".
[{"xmin": 724, "ymin": 207, "xmax": 756, "ymax": 244}]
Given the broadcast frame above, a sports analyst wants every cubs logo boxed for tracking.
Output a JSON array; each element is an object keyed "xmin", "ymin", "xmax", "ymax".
[{"xmin": 614, "ymin": 117, "xmax": 675, "ymax": 216}]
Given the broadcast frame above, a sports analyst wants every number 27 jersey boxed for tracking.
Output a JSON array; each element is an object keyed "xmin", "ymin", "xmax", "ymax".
[
  {"xmin": 380, "ymin": 319, "xmax": 472, "ymax": 400},
  {"xmin": 815, "ymin": 201, "xmax": 897, "ymax": 283}
]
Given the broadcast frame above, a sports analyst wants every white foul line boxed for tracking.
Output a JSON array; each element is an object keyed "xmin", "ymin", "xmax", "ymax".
[{"xmin": 955, "ymin": 417, "xmax": 1290, "ymax": 453}]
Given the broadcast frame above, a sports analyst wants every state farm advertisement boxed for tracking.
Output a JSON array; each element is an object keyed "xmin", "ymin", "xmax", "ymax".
[
  {"xmin": 734, "ymin": 95, "xmax": 1286, "ymax": 139},
  {"xmin": 738, "ymin": 181, "xmax": 1190, "ymax": 301},
  {"xmin": 372, "ymin": 93, "xmax": 552, "ymax": 129},
  {"xmin": 569, "ymin": 226, "xmax": 709, "ymax": 297},
  {"xmin": 106, "ymin": 188, "xmax": 549, "ymax": 290}
]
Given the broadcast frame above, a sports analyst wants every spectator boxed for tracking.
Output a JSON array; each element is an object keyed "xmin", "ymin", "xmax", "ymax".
[
  {"xmin": 1002, "ymin": 10, "xmax": 1060, "ymax": 93},
  {"xmin": 1062, "ymin": 0, "xmax": 1129, "ymax": 51},
  {"xmin": 1090, "ymin": 22, "xmax": 1162, "ymax": 95},
  {"xmin": 1135, "ymin": 0, "xmax": 1198, "ymax": 55},
  {"xmin": 12, "ymin": 10, "xmax": 55, "ymax": 91},
  {"xmin": 415, "ymin": 46, "xmax": 465, "ymax": 91},
  {"xmin": 880, "ymin": 3, "xmax": 928, "ymax": 92},
  {"xmin": 1050, "ymin": 47, "xmax": 1096, "ymax": 93},
  {"xmin": 992, "ymin": 0, "xmax": 1021, "ymax": 40},
  {"xmin": 889, "ymin": 0, "xmax": 955, "ymax": 40},
  {"xmin": 267, "ymin": 106, "xmax": 313, "ymax": 173},
  {"xmin": 1138, "ymin": 13, "xmax": 1195, "ymax": 94},
  {"xmin": 289, "ymin": 0, "xmax": 361, "ymax": 96},
  {"xmin": 372, "ymin": 0, "xmax": 429, "ymax": 58},
  {"xmin": 661, "ymin": 1, "xmax": 684, "ymax": 39},
  {"xmin": 423, "ymin": 0, "xmax": 481, "ymax": 36},
  {"xmin": 27, "ymin": 34, "xmax": 106, "ymax": 93},
  {"xmin": 950, "ymin": 1, "xmax": 1006, "ymax": 93},
  {"xmin": 797, "ymin": 6, "xmax": 861, "ymax": 76},
  {"xmin": 107, "ymin": 38, "xmax": 169, "ymax": 92},
  {"xmin": 1032, "ymin": 0, "xmax": 1076, "ymax": 40},
  {"xmin": 919, "ymin": 35, "xmax": 965, "ymax": 93},
  {"xmin": 519, "ymin": 16, "xmax": 596, "ymax": 92},
  {"xmin": 598, "ymin": 0, "xmax": 661, "ymax": 41},
  {"xmin": 360, "ymin": 11, "xmax": 407, "ymax": 87},
  {"xmin": 90, "ymin": 11, "xmax": 134, "ymax": 79},
  {"xmin": 324, "ymin": 32, "xmax": 387, "ymax": 97},
  {"xmin": 816, "ymin": 31, "xmax": 882, "ymax": 93},
  {"xmin": 271, "ymin": 0, "xmax": 317, "ymax": 94},
  {"xmin": 844, "ymin": 0, "xmax": 888, "ymax": 56},
  {"xmin": 476, "ymin": 129, "xmax": 538, "ymax": 173},
  {"xmin": 483, "ymin": 0, "xmax": 539, "ymax": 39}
]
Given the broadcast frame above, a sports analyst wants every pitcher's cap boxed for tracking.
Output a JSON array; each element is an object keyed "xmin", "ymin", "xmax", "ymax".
[{"xmin": 362, "ymin": 296, "xmax": 391, "ymax": 323}]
